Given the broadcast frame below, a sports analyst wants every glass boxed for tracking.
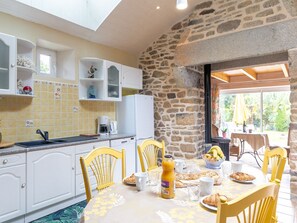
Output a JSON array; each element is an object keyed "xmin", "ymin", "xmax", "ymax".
[
  {"xmin": 221, "ymin": 162, "xmax": 231, "ymax": 179},
  {"xmin": 187, "ymin": 185, "xmax": 200, "ymax": 201},
  {"xmin": 107, "ymin": 65, "xmax": 119, "ymax": 98},
  {"xmin": 148, "ymin": 171, "xmax": 160, "ymax": 186},
  {"xmin": 0, "ymin": 39, "xmax": 9, "ymax": 90}
]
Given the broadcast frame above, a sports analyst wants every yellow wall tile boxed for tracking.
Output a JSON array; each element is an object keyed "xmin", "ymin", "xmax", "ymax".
[{"xmin": 0, "ymin": 80, "xmax": 116, "ymax": 142}]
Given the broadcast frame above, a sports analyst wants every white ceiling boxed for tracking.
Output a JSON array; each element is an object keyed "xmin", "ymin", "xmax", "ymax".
[{"xmin": 0, "ymin": 0, "xmax": 202, "ymax": 55}]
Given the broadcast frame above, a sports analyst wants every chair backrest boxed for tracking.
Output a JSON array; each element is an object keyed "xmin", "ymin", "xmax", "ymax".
[
  {"xmin": 80, "ymin": 147, "xmax": 126, "ymax": 202},
  {"xmin": 216, "ymin": 181, "xmax": 280, "ymax": 223},
  {"xmin": 262, "ymin": 147, "xmax": 287, "ymax": 181},
  {"xmin": 137, "ymin": 139, "xmax": 165, "ymax": 172}
]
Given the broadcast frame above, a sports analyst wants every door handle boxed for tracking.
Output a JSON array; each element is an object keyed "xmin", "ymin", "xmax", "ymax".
[
  {"xmin": 121, "ymin": 141, "xmax": 128, "ymax": 144},
  {"xmin": 2, "ymin": 159, "xmax": 8, "ymax": 165},
  {"xmin": 21, "ymin": 183, "xmax": 26, "ymax": 188}
]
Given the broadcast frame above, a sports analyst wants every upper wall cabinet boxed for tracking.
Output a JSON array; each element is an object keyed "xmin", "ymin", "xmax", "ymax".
[
  {"xmin": 0, "ymin": 32, "xmax": 35, "ymax": 97},
  {"xmin": 122, "ymin": 65, "xmax": 143, "ymax": 90},
  {"xmin": 79, "ymin": 58, "xmax": 122, "ymax": 101},
  {"xmin": 0, "ymin": 33, "xmax": 17, "ymax": 95},
  {"xmin": 17, "ymin": 38, "xmax": 36, "ymax": 97}
]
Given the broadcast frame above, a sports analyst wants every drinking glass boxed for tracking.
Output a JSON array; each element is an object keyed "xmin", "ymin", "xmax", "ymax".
[
  {"xmin": 221, "ymin": 162, "xmax": 231, "ymax": 179},
  {"xmin": 148, "ymin": 171, "xmax": 160, "ymax": 186},
  {"xmin": 187, "ymin": 185, "xmax": 200, "ymax": 201}
]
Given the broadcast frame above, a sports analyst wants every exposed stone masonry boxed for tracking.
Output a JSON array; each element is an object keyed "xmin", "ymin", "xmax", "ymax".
[
  {"xmin": 139, "ymin": 0, "xmax": 297, "ymax": 159},
  {"xmin": 183, "ymin": 0, "xmax": 295, "ymax": 44},
  {"xmin": 289, "ymin": 49, "xmax": 297, "ymax": 194},
  {"xmin": 139, "ymin": 19, "xmax": 205, "ymax": 158}
]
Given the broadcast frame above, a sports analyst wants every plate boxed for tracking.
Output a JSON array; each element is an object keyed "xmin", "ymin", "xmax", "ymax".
[
  {"xmin": 122, "ymin": 176, "xmax": 136, "ymax": 186},
  {"xmin": 200, "ymin": 195, "xmax": 218, "ymax": 211},
  {"xmin": 230, "ymin": 177, "xmax": 255, "ymax": 184}
]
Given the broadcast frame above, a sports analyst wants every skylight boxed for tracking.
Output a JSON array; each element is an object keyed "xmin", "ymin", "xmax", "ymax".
[{"xmin": 16, "ymin": 0, "xmax": 121, "ymax": 31}]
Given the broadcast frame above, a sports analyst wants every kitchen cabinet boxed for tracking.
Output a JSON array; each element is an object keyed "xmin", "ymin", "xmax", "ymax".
[
  {"xmin": 0, "ymin": 32, "xmax": 35, "ymax": 96},
  {"xmin": 0, "ymin": 32, "xmax": 17, "ymax": 95},
  {"xmin": 27, "ymin": 146, "xmax": 75, "ymax": 213},
  {"xmin": 75, "ymin": 141, "xmax": 109, "ymax": 196},
  {"xmin": 79, "ymin": 58, "xmax": 122, "ymax": 101},
  {"xmin": 122, "ymin": 65, "xmax": 143, "ymax": 90},
  {"xmin": 110, "ymin": 137, "xmax": 136, "ymax": 183},
  {"xmin": 0, "ymin": 154, "xmax": 26, "ymax": 223},
  {"xmin": 16, "ymin": 38, "xmax": 36, "ymax": 97}
]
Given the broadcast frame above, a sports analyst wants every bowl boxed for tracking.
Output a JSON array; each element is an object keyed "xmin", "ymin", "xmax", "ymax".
[{"xmin": 203, "ymin": 156, "xmax": 225, "ymax": 169}]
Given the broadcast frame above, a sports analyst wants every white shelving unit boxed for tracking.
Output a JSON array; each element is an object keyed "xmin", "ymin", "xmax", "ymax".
[
  {"xmin": 16, "ymin": 38, "xmax": 36, "ymax": 97},
  {"xmin": 79, "ymin": 58, "xmax": 122, "ymax": 101}
]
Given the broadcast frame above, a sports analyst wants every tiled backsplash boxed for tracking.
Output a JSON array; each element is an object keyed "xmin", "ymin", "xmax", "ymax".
[{"xmin": 0, "ymin": 80, "xmax": 115, "ymax": 143}]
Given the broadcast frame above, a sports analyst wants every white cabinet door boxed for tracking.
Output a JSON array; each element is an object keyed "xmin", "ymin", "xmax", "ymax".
[
  {"xmin": 0, "ymin": 32, "xmax": 17, "ymax": 95},
  {"xmin": 27, "ymin": 146, "xmax": 75, "ymax": 212},
  {"xmin": 122, "ymin": 65, "xmax": 142, "ymax": 89},
  {"xmin": 0, "ymin": 164, "xmax": 26, "ymax": 222},
  {"xmin": 111, "ymin": 138, "xmax": 136, "ymax": 183}
]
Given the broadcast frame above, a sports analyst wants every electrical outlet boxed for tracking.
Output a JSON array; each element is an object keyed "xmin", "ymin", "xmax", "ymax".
[{"xmin": 25, "ymin": 120, "xmax": 34, "ymax": 127}]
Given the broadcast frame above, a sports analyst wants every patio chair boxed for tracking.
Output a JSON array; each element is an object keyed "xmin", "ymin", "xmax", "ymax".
[
  {"xmin": 262, "ymin": 147, "xmax": 287, "ymax": 182},
  {"xmin": 269, "ymin": 127, "xmax": 290, "ymax": 163},
  {"xmin": 80, "ymin": 147, "xmax": 126, "ymax": 203},
  {"xmin": 216, "ymin": 180, "xmax": 280, "ymax": 223},
  {"xmin": 138, "ymin": 139, "xmax": 165, "ymax": 172}
]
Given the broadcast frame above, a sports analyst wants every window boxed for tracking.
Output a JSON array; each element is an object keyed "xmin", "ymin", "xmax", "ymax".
[
  {"xmin": 219, "ymin": 87, "xmax": 290, "ymax": 147},
  {"xmin": 37, "ymin": 47, "xmax": 56, "ymax": 76}
]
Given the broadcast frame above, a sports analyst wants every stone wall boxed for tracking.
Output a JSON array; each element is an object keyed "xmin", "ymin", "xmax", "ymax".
[
  {"xmin": 139, "ymin": 20, "xmax": 205, "ymax": 158},
  {"xmin": 184, "ymin": 0, "xmax": 296, "ymax": 44},
  {"xmin": 289, "ymin": 49, "xmax": 297, "ymax": 194},
  {"xmin": 139, "ymin": 0, "xmax": 297, "ymax": 159}
]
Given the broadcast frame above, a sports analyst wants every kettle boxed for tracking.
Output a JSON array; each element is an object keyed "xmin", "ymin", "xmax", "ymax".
[{"xmin": 110, "ymin": 121, "xmax": 118, "ymax": 135}]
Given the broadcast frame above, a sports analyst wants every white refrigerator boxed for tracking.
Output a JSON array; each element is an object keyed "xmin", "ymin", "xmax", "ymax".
[{"xmin": 116, "ymin": 94, "xmax": 154, "ymax": 172}]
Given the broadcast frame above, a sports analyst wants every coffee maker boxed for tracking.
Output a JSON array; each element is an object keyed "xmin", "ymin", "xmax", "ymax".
[{"xmin": 98, "ymin": 116, "xmax": 109, "ymax": 135}]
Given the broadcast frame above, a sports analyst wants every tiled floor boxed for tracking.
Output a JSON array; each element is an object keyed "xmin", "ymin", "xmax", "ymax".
[{"xmin": 230, "ymin": 150, "xmax": 297, "ymax": 223}]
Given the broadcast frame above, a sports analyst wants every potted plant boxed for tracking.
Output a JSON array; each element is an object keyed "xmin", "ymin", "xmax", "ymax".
[{"xmin": 221, "ymin": 128, "xmax": 228, "ymax": 138}]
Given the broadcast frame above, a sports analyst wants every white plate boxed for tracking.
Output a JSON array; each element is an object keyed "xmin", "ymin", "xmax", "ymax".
[
  {"xmin": 200, "ymin": 195, "xmax": 218, "ymax": 211},
  {"xmin": 230, "ymin": 177, "xmax": 255, "ymax": 184},
  {"xmin": 122, "ymin": 176, "xmax": 136, "ymax": 186}
]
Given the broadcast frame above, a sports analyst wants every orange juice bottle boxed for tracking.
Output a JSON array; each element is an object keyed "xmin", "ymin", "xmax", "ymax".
[{"xmin": 161, "ymin": 155, "xmax": 175, "ymax": 199}]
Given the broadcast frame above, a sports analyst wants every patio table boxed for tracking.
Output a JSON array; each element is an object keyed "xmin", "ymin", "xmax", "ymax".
[
  {"xmin": 80, "ymin": 160, "xmax": 267, "ymax": 223},
  {"xmin": 231, "ymin": 132, "xmax": 269, "ymax": 166}
]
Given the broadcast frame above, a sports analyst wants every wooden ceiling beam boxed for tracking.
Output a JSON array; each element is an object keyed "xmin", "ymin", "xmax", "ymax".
[
  {"xmin": 241, "ymin": 68, "xmax": 257, "ymax": 80},
  {"xmin": 211, "ymin": 72, "xmax": 230, "ymax": 83},
  {"xmin": 281, "ymin": 64, "xmax": 289, "ymax": 77}
]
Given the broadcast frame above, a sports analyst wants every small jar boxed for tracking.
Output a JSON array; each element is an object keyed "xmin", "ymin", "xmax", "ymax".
[{"xmin": 161, "ymin": 155, "xmax": 175, "ymax": 199}]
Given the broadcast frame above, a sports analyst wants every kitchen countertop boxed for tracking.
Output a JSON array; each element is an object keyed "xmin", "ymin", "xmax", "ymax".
[{"xmin": 0, "ymin": 134, "xmax": 136, "ymax": 156}]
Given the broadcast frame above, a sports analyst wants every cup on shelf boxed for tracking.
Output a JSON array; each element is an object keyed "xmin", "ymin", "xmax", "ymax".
[
  {"xmin": 231, "ymin": 161, "xmax": 243, "ymax": 173},
  {"xmin": 200, "ymin": 177, "xmax": 214, "ymax": 196},
  {"xmin": 135, "ymin": 172, "xmax": 148, "ymax": 191}
]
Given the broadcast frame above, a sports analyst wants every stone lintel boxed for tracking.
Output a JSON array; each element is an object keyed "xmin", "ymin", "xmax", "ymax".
[{"xmin": 175, "ymin": 18, "xmax": 297, "ymax": 66}]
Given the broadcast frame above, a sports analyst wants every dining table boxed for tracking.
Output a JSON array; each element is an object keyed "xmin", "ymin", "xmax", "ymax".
[
  {"xmin": 230, "ymin": 132, "xmax": 269, "ymax": 166},
  {"xmin": 80, "ymin": 159, "xmax": 267, "ymax": 223}
]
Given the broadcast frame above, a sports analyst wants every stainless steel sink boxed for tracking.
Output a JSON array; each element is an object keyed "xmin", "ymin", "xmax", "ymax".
[{"xmin": 16, "ymin": 136, "xmax": 96, "ymax": 148}]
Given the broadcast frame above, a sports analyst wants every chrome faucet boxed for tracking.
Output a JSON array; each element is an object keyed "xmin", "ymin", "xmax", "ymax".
[{"xmin": 36, "ymin": 129, "xmax": 49, "ymax": 141}]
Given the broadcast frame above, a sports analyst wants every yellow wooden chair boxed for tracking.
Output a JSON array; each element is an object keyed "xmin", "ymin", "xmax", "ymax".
[
  {"xmin": 80, "ymin": 147, "xmax": 126, "ymax": 203},
  {"xmin": 216, "ymin": 180, "xmax": 280, "ymax": 223},
  {"xmin": 262, "ymin": 147, "xmax": 287, "ymax": 182},
  {"xmin": 138, "ymin": 139, "xmax": 165, "ymax": 172}
]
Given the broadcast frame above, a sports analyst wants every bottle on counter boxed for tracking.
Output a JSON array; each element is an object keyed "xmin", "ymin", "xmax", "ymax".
[
  {"xmin": 243, "ymin": 121, "xmax": 247, "ymax": 133},
  {"xmin": 161, "ymin": 155, "xmax": 175, "ymax": 199}
]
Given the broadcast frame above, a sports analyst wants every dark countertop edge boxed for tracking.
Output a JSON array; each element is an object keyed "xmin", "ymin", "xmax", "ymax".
[{"xmin": 0, "ymin": 134, "xmax": 136, "ymax": 156}]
